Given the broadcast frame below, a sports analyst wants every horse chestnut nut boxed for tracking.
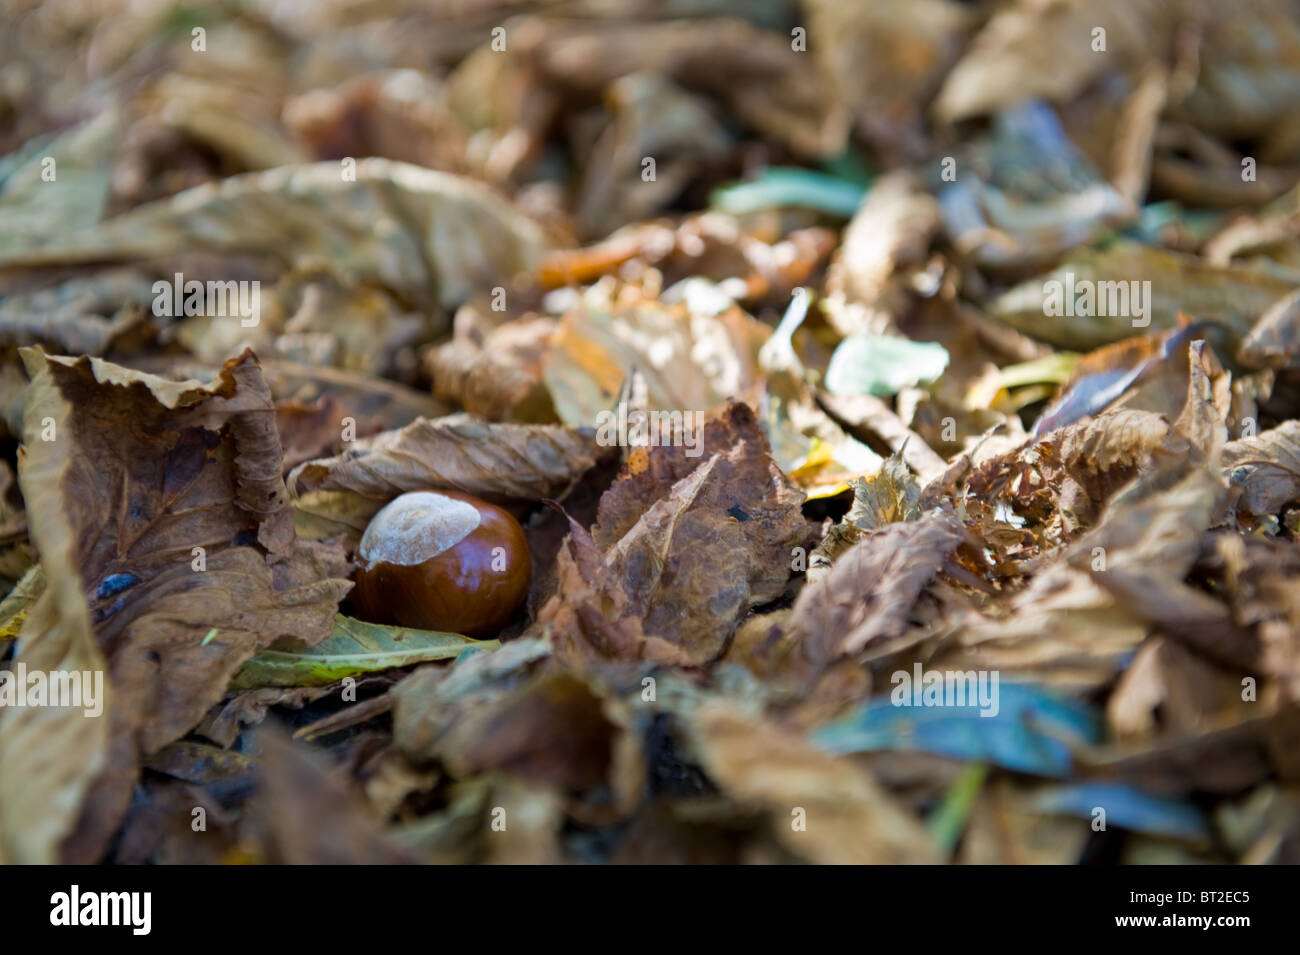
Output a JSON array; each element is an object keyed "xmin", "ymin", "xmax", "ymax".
[{"xmin": 351, "ymin": 490, "xmax": 531, "ymax": 637}]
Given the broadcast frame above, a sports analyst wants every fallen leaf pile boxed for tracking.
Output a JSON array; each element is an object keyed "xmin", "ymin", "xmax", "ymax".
[{"xmin": 3, "ymin": 0, "xmax": 1300, "ymax": 865}]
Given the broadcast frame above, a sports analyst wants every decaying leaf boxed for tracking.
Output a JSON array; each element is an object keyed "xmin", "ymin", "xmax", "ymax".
[
  {"xmin": 534, "ymin": 403, "xmax": 817, "ymax": 665},
  {"xmin": 791, "ymin": 511, "xmax": 965, "ymax": 668},
  {"xmin": 288, "ymin": 414, "xmax": 607, "ymax": 547},
  {"xmin": 1, "ymin": 349, "xmax": 349, "ymax": 862}
]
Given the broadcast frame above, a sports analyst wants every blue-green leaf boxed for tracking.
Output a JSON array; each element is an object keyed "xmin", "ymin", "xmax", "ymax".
[
  {"xmin": 810, "ymin": 682, "xmax": 1102, "ymax": 777},
  {"xmin": 710, "ymin": 167, "xmax": 866, "ymax": 217},
  {"xmin": 1030, "ymin": 783, "xmax": 1210, "ymax": 842}
]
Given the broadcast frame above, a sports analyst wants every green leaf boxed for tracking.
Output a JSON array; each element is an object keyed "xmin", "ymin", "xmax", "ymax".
[
  {"xmin": 824, "ymin": 334, "xmax": 949, "ymax": 397},
  {"xmin": 927, "ymin": 763, "xmax": 988, "ymax": 855},
  {"xmin": 993, "ymin": 352, "xmax": 1080, "ymax": 389},
  {"xmin": 231, "ymin": 614, "xmax": 496, "ymax": 689}
]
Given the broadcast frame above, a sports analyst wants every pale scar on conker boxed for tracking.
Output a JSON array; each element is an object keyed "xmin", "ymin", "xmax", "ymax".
[{"xmin": 351, "ymin": 490, "xmax": 531, "ymax": 637}]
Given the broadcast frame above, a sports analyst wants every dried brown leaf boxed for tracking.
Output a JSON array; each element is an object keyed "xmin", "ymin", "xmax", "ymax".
[
  {"xmin": 534, "ymin": 403, "xmax": 817, "ymax": 665},
  {"xmin": 287, "ymin": 414, "xmax": 606, "ymax": 547},
  {"xmin": 794, "ymin": 511, "xmax": 965, "ymax": 666},
  {"xmin": 0, "ymin": 349, "xmax": 349, "ymax": 863},
  {"xmin": 684, "ymin": 702, "xmax": 941, "ymax": 864}
]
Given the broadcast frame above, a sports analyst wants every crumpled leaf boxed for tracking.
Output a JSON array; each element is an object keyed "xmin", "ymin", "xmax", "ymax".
[
  {"xmin": 840, "ymin": 451, "xmax": 922, "ymax": 532},
  {"xmin": 426, "ymin": 316, "xmax": 557, "ymax": 423},
  {"xmin": 937, "ymin": 344, "xmax": 1228, "ymax": 688},
  {"xmin": 0, "ymin": 349, "xmax": 350, "ymax": 863},
  {"xmin": 792, "ymin": 511, "xmax": 964, "ymax": 667},
  {"xmin": 288, "ymin": 414, "xmax": 606, "ymax": 546},
  {"xmin": 1224, "ymin": 420, "xmax": 1300, "ymax": 521},
  {"xmin": 1030, "ymin": 323, "xmax": 1209, "ymax": 437},
  {"xmin": 533, "ymin": 402, "xmax": 817, "ymax": 665}
]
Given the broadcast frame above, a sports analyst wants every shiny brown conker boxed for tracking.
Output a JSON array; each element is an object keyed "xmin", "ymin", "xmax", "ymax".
[{"xmin": 350, "ymin": 490, "xmax": 531, "ymax": 637}]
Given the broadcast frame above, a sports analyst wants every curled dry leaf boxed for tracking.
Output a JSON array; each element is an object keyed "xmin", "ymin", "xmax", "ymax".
[
  {"xmin": 937, "ymin": 345, "xmax": 1229, "ymax": 689},
  {"xmin": 790, "ymin": 511, "xmax": 966, "ymax": 667},
  {"xmin": 1224, "ymin": 420, "xmax": 1300, "ymax": 522},
  {"xmin": 808, "ymin": 450, "xmax": 924, "ymax": 577},
  {"xmin": 533, "ymin": 402, "xmax": 818, "ymax": 666},
  {"xmin": 0, "ymin": 349, "xmax": 350, "ymax": 863},
  {"xmin": 1238, "ymin": 288, "xmax": 1300, "ymax": 369},
  {"xmin": 287, "ymin": 414, "xmax": 607, "ymax": 547}
]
